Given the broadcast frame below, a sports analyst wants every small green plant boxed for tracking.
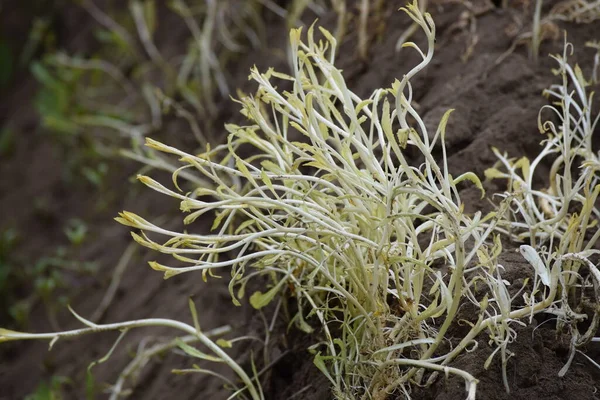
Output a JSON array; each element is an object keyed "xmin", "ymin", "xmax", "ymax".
[
  {"xmin": 63, "ymin": 219, "xmax": 88, "ymax": 246},
  {"xmin": 4, "ymin": 244, "xmax": 98, "ymax": 328},
  {"xmin": 24, "ymin": 375, "xmax": 71, "ymax": 400}
]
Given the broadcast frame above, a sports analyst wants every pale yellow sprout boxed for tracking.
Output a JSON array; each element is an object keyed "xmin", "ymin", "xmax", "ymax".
[
  {"xmin": 487, "ymin": 37, "xmax": 600, "ymax": 377},
  {"xmin": 113, "ymin": 2, "xmax": 506, "ymax": 398}
]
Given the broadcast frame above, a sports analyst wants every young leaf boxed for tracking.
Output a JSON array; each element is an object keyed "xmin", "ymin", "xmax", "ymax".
[
  {"xmin": 216, "ymin": 338, "xmax": 233, "ymax": 348},
  {"xmin": 519, "ymin": 245, "xmax": 550, "ymax": 287},
  {"xmin": 484, "ymin": 168, "xmax": 506, "ymax": 180},
  {"xmin": 176, "ymin": 339, "xmax": 224, "ymax": 363},
  {"xmin": 249, "ymin": 284, "xmax": 280, "ymax": 309}
]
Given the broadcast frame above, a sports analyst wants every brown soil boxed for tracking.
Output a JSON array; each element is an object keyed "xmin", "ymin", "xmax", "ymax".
[{"xmin": 1, "ymin": 1, "xmax": 600, "ymax": 400}]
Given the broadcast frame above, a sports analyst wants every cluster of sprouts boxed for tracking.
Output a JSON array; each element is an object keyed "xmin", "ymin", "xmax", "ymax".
[
  {"xmin": 487, "ymin": 37, "xmax": 600, "ymax": 378},
  {"xmin": 117, "ymin": 3, "xmax": 496, "ymax": 398},
  {"xmin": 4, "ymin": 2, "xmax": 600, "ymax": 400}
]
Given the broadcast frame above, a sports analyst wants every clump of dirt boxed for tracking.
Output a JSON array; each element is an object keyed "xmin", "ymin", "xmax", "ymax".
[
  {"xmin": 416, "ymin": 324, "xmax": 600, "ymax": 400},
  {"xmin": 1, "ymin": 1, "xmax": 600, "ymax": 400}
]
